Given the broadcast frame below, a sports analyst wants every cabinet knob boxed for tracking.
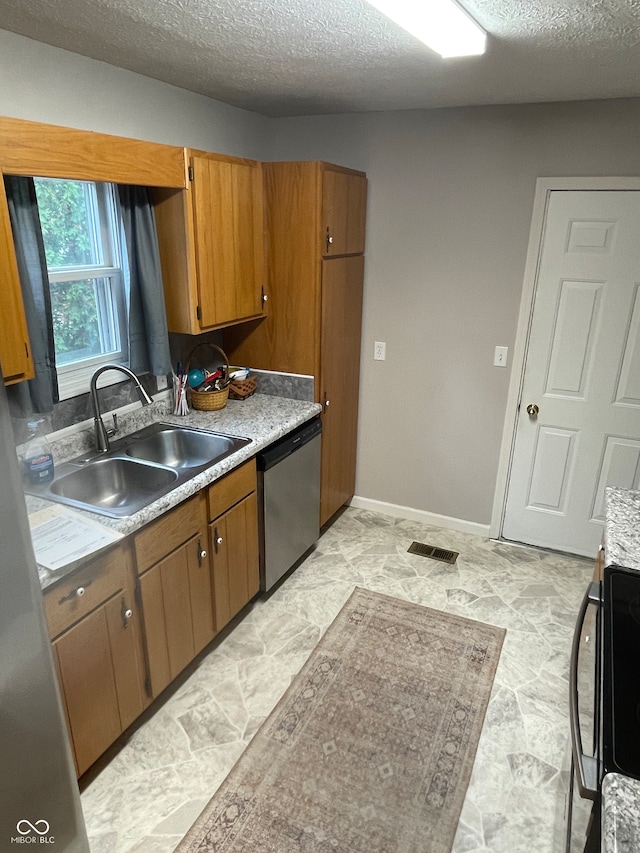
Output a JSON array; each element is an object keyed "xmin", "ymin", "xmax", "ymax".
[
  {"xmin": 199, "ymin": 548, "xmax": 208, "ymax": 560},
  {"xmin": 58, "ymin": 579, "xmax": 93, "ymax": 605},
  {"xmin": 261, "ymin": 288, "xmax": 269, "ymax": 303},
  {"xmin": 213, "ymin": 527, "xmax": 223, "ymax": 553},
  {"xmin": 326, "ymin": 227, "xmax": 334, "ymax": 252},
  {"xmin": 120, "ymin": 598, "xmax": 133, "ymax": 628}
]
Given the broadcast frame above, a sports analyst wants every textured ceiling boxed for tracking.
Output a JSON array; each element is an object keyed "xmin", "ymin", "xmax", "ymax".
[{"xmin": 1, "ymin": 0, "xmax": 640, "ymax": 116}]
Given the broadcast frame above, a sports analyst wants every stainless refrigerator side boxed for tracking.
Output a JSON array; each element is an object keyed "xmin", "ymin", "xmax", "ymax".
[{"xmin": 0, "ymin": 374, "xmax": 88, "ymax": 849}]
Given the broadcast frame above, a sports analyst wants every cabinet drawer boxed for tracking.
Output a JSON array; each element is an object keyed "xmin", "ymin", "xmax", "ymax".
[
  {"xmin": 134, "ymin": 491, "xmax": 206, "ymax": 575},
  {"xmin": 44, "ymin": 543, "xmax": 130, "ymax": 640},
  {"xmin": 208, "ymin": 460, "xmax": 256, "ymax": 521}
]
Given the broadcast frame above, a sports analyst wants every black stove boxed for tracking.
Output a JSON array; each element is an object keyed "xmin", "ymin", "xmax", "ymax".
[{"xmin": 603, "ymin": 564, "xmax": 640, "ymax": 780}]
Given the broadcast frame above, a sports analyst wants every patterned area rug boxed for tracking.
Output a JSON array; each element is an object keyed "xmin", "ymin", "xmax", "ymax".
[{"xmin": 177, "ymin": 587, "xmax": 505, "ymax": 853}]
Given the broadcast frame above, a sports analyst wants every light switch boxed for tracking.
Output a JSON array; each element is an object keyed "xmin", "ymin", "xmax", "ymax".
[{"xmin": 494, "ymin": 346, "xmax": 508, "ymax": 367}]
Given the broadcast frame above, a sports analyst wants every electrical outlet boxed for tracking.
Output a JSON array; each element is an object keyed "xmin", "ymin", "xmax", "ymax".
[
  {"xmin": 156, "ymin": 374, "xmax": 169, "ymax": 391},
  {"xmin": 494, "ymin": 346, "xmax": 508, "ymax": 367},
  {"xmin": 374, "ymin": 341, "xmax": 386, "ymax": 361}
]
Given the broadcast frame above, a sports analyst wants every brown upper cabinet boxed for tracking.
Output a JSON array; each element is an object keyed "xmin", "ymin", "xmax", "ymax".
[
  {"xmin": 0, "ymin": 176, "xmax": 33, "ymax": 384},
  {"xmin": 322, "ymin": 167, "xmax": 367, "ymax": 257},
  {"xmin": 152, "ymin": 150, "xmax": 266, "ymax": 334}
]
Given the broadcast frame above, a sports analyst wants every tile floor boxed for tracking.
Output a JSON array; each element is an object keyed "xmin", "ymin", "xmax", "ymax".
[{"xmin": 81, "ymin": 507, "xmax": 593, "ymax": 852}]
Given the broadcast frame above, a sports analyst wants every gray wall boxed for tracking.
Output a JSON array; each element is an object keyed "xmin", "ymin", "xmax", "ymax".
[
  {"xmin": 0, "ymin": 29, "xmax": 273, "ymax": 159},
  {"xmin": 270, "ymin": 102, "xmax": 640, "ymax": 525},
  {"xmin": 3, "ymin": 27, "xmax": 640, "ymax": 526}
]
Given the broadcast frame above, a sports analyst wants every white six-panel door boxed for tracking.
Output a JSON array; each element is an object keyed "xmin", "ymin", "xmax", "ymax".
[{"xmin": 502, "ymin": 190, "xmax": 640, "ymax": 557}]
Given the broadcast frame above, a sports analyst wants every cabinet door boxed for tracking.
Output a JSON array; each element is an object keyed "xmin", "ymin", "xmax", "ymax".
[
  {"xmin": 139, "ymin": 532, "xmax": 214, "ymax": 697},
  {"xmin": 189, "ymin": 533, "xmax": 216, "ymax": 655},
  {"xmin": 210, "ymin": 492, "xmax": 259, "ymax": 631},
  {"xmin": 320, "ymin": 255, "xmax": 365, "ymax": 525},
  {"xmin": 141, "ymin": 541, "xmax": 194, "ymax": 693},
  {"xmin": 53, "ymin": 604, "xmax": 122, "ymax": 776},
  {"xmin": 0, "ymin": 177, "xmax": 33, "ymax": 383},
  {"xmin": 322, "ymin": 169, "xmax": 367, "ymax": 257},
  {"xmin": 138, "ymin": 562, "xmax": 171, "ymax": 697},
  {"xmin": 103, "ymin": 593, "xmax": 146, "ymax": 730},
  {"xmin": 191, "ymin": 154, "xmax": 264, "ymax": 328}
]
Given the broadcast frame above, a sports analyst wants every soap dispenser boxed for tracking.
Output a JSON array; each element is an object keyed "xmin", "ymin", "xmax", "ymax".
[{"xmin": 22, "ymin": 418, "xmax": 55, "ymax": 486}]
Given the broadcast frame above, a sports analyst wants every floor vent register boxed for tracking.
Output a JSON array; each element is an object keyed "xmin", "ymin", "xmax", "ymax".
[{"xmin": 407, "ymin": 542, "xmax": 459, "ymax": 564}]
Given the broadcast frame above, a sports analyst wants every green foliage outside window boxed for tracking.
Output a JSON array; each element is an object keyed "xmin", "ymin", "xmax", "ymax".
[{"xmin": 34, "ymin": 178, "xmax": 103, "ymax": 358}]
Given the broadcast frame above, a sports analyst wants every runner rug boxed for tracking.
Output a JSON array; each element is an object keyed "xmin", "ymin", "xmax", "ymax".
[{"xmin": 177, "ymin": 586, "xmax": 505, "ymax": 853}]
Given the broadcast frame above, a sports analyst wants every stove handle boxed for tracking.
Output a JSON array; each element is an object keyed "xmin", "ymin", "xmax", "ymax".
[{"xmin": 569, "ymin": 581, "xmax": 601, "ymax": 801}]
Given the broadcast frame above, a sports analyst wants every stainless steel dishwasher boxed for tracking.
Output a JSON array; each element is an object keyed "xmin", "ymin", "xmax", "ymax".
[{"xmin": 257, "ymin": 417, "xmax": 322, "ymax": 592}]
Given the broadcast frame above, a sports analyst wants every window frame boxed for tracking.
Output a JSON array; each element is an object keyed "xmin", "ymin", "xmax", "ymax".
[{"xmin": 34, "ymin": 178, "xmax": 130, "ymax": 400}]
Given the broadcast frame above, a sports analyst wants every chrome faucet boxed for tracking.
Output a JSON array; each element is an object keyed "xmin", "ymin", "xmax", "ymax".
[{"xmin": 90, "ymin": 364, "xmax": 153, "ymax": 452}]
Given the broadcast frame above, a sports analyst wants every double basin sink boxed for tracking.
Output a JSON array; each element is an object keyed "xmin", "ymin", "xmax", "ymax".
[{"xmin": 26, "ymin": 423, "xmax": 251, "ymax": 518}]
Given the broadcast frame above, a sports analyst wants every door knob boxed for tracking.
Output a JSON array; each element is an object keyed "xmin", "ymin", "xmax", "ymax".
[{"xmin": 526, "ymin": 404, "xmax": 539, "ymax": 417}]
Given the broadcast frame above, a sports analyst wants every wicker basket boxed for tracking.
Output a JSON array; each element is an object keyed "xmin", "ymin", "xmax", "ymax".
[
  {"xmin": 228, "ymin": 376, "xmax": 257, "ymax": 400},
  {"xmin": 186, "ymin": 343, "xmax": 230, "ymax": 411}
]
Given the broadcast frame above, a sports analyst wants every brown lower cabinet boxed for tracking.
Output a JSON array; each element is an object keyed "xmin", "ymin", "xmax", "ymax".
[
  {"xmin": 136, "ymin": 491, "xmax": 214, "ymax": 697},
  {"xmin": 46, "ymin": 542, "xmax": 145, "ymax": 776},
  {"xmin": 210, "ymin": 491, "xmax": 259, "ymax": 631},
  {"xmin": 43, "ymin": 459, "xmax": 260, "ymax": 776},
  {"xmin": 208, "ymin": 458, "xmax": 260, "ymax": 631}
]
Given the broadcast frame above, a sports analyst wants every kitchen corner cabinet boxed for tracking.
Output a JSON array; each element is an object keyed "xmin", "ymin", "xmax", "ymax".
[
  {"xmin": 224, "ymin": 161, "xmax": 367, "ymax": 525},
  {"xmin": 44, "ymin": 541, "xmax": 146, "ymax": 777},
  {"xmin": 208, "ymin": 460, "xmax": 259, "ymax": 631},
  {"xmin": 0, "ymin": 177, "xmax": 34, "ymax": 384},
  {"xmin": 135, "ymin": 491, "xmax": 214, "ymax": 698},
  {"xmin": 151, "ymin": 150, "xmax": 266, "ymax": 334}
]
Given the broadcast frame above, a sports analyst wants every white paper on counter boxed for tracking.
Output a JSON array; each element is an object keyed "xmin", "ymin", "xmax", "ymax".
[{"xmin": 30, "ymin": 505, "xmax": 123, "ymax": 571}]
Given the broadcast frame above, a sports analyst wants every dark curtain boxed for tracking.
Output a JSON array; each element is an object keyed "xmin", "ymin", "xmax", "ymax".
[
  {"xmin": 117, "ymin": 185, "xmax": 171, "ymax": 377},
  {"xmin": 4, "ymin": 176, "xmax": 59, "ymax": 416}
]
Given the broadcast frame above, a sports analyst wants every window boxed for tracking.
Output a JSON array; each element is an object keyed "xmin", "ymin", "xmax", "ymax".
[{"xmin": 33, "ymin": 178, "xmax": 128, "ymax": 399}]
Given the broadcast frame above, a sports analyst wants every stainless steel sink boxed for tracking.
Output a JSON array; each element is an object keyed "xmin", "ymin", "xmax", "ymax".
[
  {"xmin": 124, "ymin": 423, "xmax": 250, "ymax": 469},
  {"xmin": 49, "ymin": 457, "xmax": 178, "ymax": 516},
  {"xmin": 25, "ymin": 422, "xmax": 251, "ymax": 518}
]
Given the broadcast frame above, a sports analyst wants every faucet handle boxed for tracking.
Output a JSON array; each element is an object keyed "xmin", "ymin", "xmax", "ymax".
[{"xmin": 107, "ymin": 413, "xmax": 118, "ymax": 438}]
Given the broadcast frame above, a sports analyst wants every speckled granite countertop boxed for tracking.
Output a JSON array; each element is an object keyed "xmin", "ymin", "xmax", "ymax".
[
  {"xmin": 605, "ymin": 486, "xmax": 640, "ymax": 571},
  {"xmin": 602, "ymin": 488, "xmax": 640, "ymax": 852},
  {"xmin": 603, "ymin": 774, "xmax": 640, "ymax": 853},
  {"xmin": 29, "ymin": 394, "xmax": 321, "ymax": 591}
]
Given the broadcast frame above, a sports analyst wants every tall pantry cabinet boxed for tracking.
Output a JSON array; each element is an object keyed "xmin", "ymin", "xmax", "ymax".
[{"xmin": 224, "ymin": 161, "xmax": 367, "ymax": 526}]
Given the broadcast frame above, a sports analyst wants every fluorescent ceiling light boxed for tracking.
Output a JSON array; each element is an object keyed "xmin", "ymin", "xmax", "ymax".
[{"xmin": 365, "ymin": 0, "xmax": 486, "ymax": 58}]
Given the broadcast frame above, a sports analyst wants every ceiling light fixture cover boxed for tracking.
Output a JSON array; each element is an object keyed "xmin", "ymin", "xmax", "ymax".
[{"xmin": 366, "ymin": 0, "xmax": 486, "ymax": 58}]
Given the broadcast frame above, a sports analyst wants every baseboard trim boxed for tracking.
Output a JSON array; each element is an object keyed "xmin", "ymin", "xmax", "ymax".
[{"xmin": 349, "ymin": 496, "xmax": 491, "ymax": 538}]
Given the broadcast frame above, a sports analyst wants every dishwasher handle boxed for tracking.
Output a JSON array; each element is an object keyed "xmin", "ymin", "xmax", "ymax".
[{"xmin": 569, "ymin": 581, "xmax": 601, "ymax": 800}]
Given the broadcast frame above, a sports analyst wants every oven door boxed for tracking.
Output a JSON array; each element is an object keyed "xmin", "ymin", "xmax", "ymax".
[{"xmin": 567, "ymin": 581, "xmax": 602, "ymax": 853}]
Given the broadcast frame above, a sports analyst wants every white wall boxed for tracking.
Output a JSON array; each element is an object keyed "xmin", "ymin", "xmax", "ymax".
[
  {"xmin": 270, "ymin": 101, "xmax": 640, "ymax": 526},
  {"xmin": 0, "ymin": 29, "xmax": 273, "ymax": 158},
  {"xmin": 4, "ymin": 25, "xmax": 640, "ymax": 528}
]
